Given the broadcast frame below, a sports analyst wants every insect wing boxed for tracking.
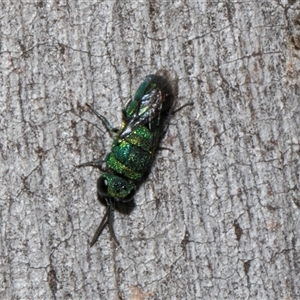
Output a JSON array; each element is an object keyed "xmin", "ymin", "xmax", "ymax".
[{"xmin": 120, "ymin": 74, "xmax": 174, "ymax": 138}]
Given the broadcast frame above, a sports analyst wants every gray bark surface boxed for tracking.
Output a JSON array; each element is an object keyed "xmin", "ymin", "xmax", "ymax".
[{"xmin": 1, "ymin": 1, "xmax": 300, "ymax": 299}]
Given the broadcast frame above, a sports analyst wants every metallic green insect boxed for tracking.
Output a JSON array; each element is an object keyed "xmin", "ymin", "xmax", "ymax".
[{"xmin": 77, "ymin": 70, "xmax": 178, "ymax": 246}]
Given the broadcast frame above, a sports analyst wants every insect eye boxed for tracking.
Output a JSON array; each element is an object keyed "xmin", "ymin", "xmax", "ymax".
[
  {"xmin": 97, "ymin": 176, "xmax": 108, "ymax": 196},
  {"xmin": 122, "ymin": 188, "xmax": 136, "ymax": 202}
]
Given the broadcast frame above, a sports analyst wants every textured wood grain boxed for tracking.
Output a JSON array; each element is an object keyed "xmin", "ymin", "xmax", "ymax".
[{"xmin": 1, "ymin": 1, "xmax": 300, "ymax": 299}]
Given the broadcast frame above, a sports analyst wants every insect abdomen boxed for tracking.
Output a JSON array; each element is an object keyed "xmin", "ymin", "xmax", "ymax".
[{"xmin": 106, "ymin": 125, "xmax": 153, "ymax": 181}]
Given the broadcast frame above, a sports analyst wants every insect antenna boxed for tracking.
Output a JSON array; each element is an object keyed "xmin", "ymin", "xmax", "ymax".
[
  {"xmin": 108, "ymin": 206, "xmax": 120, "ymax": 246},
  {"xmin": 90, "ymin": 201, "xmax": 120, "ymax": 247},
  {"xmin": 90, "ymin": 208, "xmax": 109, "ymax": 247}
]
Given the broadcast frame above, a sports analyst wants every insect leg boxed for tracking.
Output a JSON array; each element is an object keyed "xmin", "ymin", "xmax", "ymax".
[
  {"xmin": 172, "ymin": 102, "xmax": 193, "ymax": 114},
  {"xmin": 157, "ymin": 146, "xmax": 174, "ymax": 152},
  {"xmin": 76, "ymin": 159, "xmax": 106, "ymax": 171},
  {"xmin": 86, "ymin": 103, "xmax": 119, "ymax": 133}
]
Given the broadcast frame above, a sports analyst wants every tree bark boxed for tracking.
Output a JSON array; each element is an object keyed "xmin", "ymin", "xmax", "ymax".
[{"xmin": 1, "ymin": 1, "xmax": 300, "ymax": 299}]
